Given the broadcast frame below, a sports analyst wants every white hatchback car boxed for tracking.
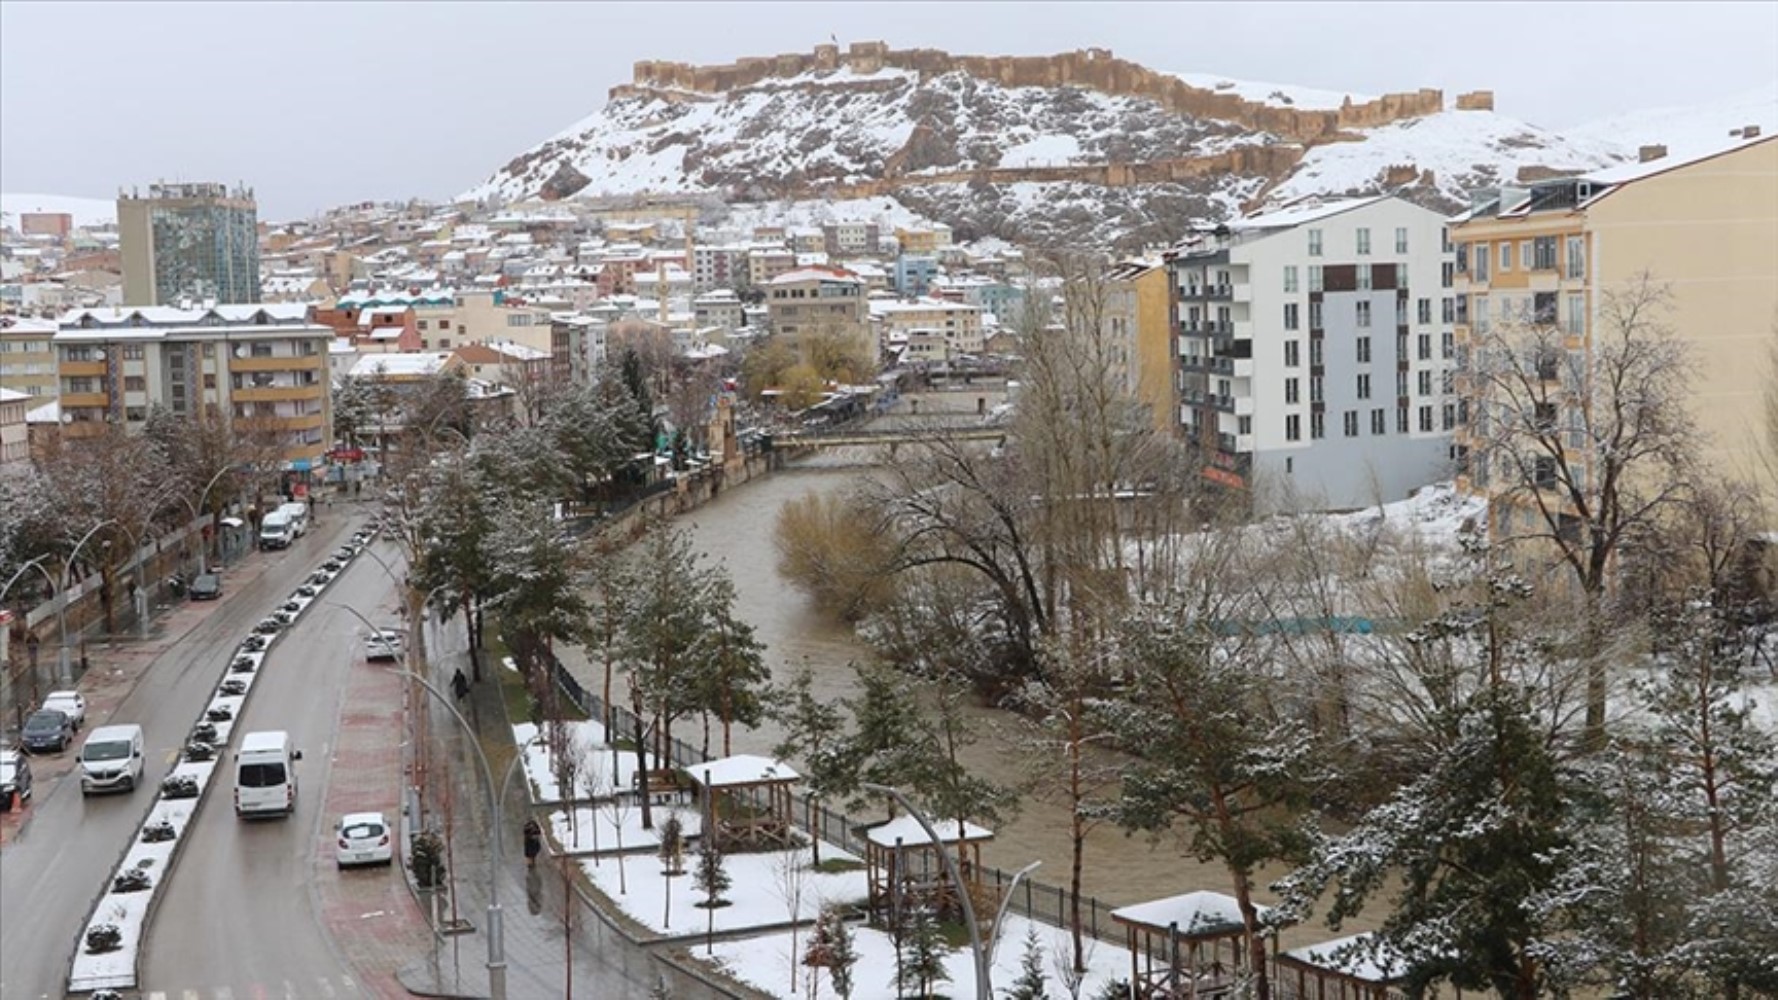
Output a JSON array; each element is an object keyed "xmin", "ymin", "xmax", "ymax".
[
  {"xmin": 335, "ymin": 811, "xmax": 393, "ymax": 868},
  {"xmin": 41, "ymin": 691, "xmax": 87, "ymax": 730}
]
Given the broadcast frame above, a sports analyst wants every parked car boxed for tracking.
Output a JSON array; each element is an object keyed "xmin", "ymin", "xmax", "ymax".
[
  {"xmin": 335, "ymin": 811, "xmax": 393, "ymax": 867},
  {"xmin": 365, "ymin": 629, "xmax": 403, "ymax": 662},
  {"xmin": 0, "ymin": 750, "xmax": 31, "ymax": 809},
  {"xmin": 189, "ymin": 573, "xmax": 222, "ymax": 601},
  {"xmin": 21, "ymin": 709, "xmax": 74, "ymax": 754},
  {"xmin": 41, "ymin": 690, "xmax": 86, "ymax": 730}
]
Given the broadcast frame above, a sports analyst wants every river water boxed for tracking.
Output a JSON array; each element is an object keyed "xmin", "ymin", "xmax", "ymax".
[{"xmin": 668, "ymin": 460, "xmax": 1381, "ymax": 947}]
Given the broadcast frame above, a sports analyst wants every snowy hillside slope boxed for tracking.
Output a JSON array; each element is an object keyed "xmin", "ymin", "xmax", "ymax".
[
  {"xmin": 1, "ymin": 193, "xmax": 116, "ymax": 229},
  {"xmin": 1564, "ymin": 82, "xmax": 1778, "ymax": 158}
]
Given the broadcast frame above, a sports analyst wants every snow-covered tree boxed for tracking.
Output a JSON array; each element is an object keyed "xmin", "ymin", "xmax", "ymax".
[
  {"xmin": 769, "ymin": 664, "xmax": 848, "ymax": 864},
  {"xmin": 827, "ymin": 909, "xmax": 858, "ymax": 1000},
  {"xmin": 894, "ymin": 905, "xmax": 952, "ymax": 1000},
  {"xmin": 694, "ymin": 841, "xmax": 730, "ymax": 952},
  {"xmin": 1002, "ymin": 926, "xmax": 1051, "ymax": 1000}
]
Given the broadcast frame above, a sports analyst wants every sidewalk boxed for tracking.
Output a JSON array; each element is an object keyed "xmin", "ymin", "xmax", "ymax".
[{"xmin": 397, "ymin": 624, "xmax": 723, "ymax": 999}]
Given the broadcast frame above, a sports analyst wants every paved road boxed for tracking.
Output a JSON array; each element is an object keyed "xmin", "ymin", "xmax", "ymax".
[
  {"xmin": 0, "ymin": 514, "xmax": 364, "ymax": 1000},
  {"xmin": 139, "ymin": 527, "xmax": 398, "ymax": 1000}
]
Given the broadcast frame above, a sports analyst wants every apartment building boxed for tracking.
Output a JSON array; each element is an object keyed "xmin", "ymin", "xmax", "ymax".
[
  {"xmin": 766, "ymin": 267, "xmax": 868, "ymax": 341},
  {"xmin": 1104, "ymin": 260, "xmax": 1175, "ymax": 434},
  {"xmin": 694, "ymin": 290, "xmax": 746, "ymax": 333},
  {"xmin": 53, "ymin": 304, "xmax": 334, "ymax": 472},
  {"xmin": 869, "ymin": 298, "xmax": 986, "ymax": 356},
  {"xmin": 1452, "ymin": 131, "xmax": 1778, "ymax": 532},
  {"xmin": 0, "ymin": 387, "xmax": 28, "ymax": 465},
  {"xmin": 692, "ymin": 245, "xmax": 748, "ymax": 291},
  {"xmin": 118, "ymin": 182, "xmax": 261, "ymax": 306},
  {"xmin": 549, "ymin": 314, "xmax": 609, "ymax": 385},
  {"xmin": 823, "ymin": 222, "xmax": 881, "ymax": 258},
  {"xmin": 894, "ymin": 255, "xmax": 938, "ymax": 297},
  {"xmin": 748, "ymin": 247, "xmax": 798, "ymax": 288},
  {"xmin": 1167, "ymin": 195, "xmax": 1457, "ymax": 509},
  {"xmin": 894, "ymin": 225, "xmax": 954, "ymax": 254},
  {"xmin": 0, "ymin": 315, "xmax": 60, "ymax": 399}
]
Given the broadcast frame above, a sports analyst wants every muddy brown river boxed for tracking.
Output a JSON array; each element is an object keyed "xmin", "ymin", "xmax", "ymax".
[{"xmin": 656, "ymin": 461, "xmax": 1382, "ymax": 949}]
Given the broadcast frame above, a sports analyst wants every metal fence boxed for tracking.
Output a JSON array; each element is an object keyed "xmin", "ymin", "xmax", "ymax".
[{"xmin": 546, "ymin": 656, "xmax": 1125, "ymax": 947}]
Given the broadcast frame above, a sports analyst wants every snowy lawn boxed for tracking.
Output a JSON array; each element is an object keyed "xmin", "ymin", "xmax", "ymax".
[
  {"xmin": 709, "ymin": 912, "xmax": 1133, "ymax": 1000},
  {"xmin": 580, "ymin": 843, "xmax": 869, "ymax": 938},
  {"xmin": 548, "ymin": 801, "xmax": 702, "ymax": 854},
  {"xmin": 511, "ymin": 720, "xmax": 674, "ymax": 804}
]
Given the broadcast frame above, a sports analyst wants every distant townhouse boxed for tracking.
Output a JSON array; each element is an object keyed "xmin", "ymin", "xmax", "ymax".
[
  {"xmin": 767, "ymin": 267, "xmax": 868, "ymax": 342},
  {"xmin": 55, "ymin": 304, "xmax": 334, "ymax": 474},
  {"xmin": 1166, "ymin": 194, "xmax": 1457, "ymax": 508},
  {"xmin": 1451, "ymin": 131, "xmax": 1778, "ymax": 534}
]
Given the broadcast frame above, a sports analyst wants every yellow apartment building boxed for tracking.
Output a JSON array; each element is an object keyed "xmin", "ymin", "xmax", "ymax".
[
  {"xmin": 54, "ymin": 304, "xmax": 335, "ymax": 473},
  {"xmin": 1452, "ymin": 132, "xmax": 1778, "ymax": 536},
  {"xmin": 1105, "ymin": 259, "xmax": 1175, "ymax": 434}
]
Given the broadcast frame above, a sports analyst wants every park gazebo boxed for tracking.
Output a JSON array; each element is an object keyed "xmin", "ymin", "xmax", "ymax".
[
  {"xmin": 688, "ymin": 754, "xmax": 800, "ymax": 853},
  {"xmin": 862, "ymin": 813, "xmax": 994, "ymax": 924},
  {"xmin": 1110, "ymin": 890, "xmax": 1281, "ymax": 999},
  {"xmin": 1275, "ymin": 933, "xmax": 1436, "ymax": 1000}
]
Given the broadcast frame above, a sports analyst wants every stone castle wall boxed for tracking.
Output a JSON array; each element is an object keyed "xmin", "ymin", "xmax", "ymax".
[
  {"xmin": 828, "ymin": 143, "xmax": 1309, "ymax": 200},
  {"xmin": 619, "ymin": 42, "xmax": 1448, "ymax": 145}
]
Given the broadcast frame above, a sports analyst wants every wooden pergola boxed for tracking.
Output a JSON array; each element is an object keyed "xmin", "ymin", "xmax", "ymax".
[
  {"xmin": 861, "ymin": 813, "xmax": 993, "ymax": 925},
  {"xmin": 1110, "ymin": 891, "xmax": 1281, "ymax": 999},
  {"xmin": 688, "ymin": 754, "xmax": 800, "ymax": 853},
  {"xmin": 1275, "ymin": 933, "xmax": 1436, "ymax": 1000}
]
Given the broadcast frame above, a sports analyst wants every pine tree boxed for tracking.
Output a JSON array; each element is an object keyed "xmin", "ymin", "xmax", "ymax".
[
  {"xmin": 827, "ymin": 911, "xmax": 858, "ymax": 1000},
  {"xmin": 1001, "ymin": 927, "xmax": 1050, "ymax": 1000},
  {"xmin": 693, "ymin": 841, "xmax": 731, "ymax": 907},
  {"xmin": 894, "ymin": 905, "xmax": 951, "ymax": 999}
]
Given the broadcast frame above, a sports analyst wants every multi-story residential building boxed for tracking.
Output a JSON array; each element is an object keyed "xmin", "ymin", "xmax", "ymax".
[
  {"xmin": 766, "ymin": 267, "xmax": 868, "ymax": 342},
  {"xmin": 692, "ymin": 245, "xmax": 748, "ymax": 291},
  {"xmin": 1104, "ymin": 259, "xmax": 1175, "ymax": 433},
  {"xmin": 118, "ymin": 182, "xmax": 261, "ymax": 306},
  {"xmin": 1452, "ymin": 132, "xmax": 1778, "ymax": 533},
  {"xmin": 53, "ymin": 304, "xmax": 333, "ymax": 474},
  {"xmin": 1167, "ymin": 195, "xmax": 1457, "ymax": 508},
  {"xmin": 869, "ymin": 298, "xmax": 986, "ymax": 356},
  {"xmin": 894, "ymin": 255, "xmax": 938, "ymax": 297},
  {"xmin": 0, "ymin": 315, "xmax": 61, "ymax": 399},
  {"xmin": 748, "ymin": 247, "xmax": 798, "ymax": 288},
  {"xmin": 693, "ymin": 290, "xmax": 746, "ymax": 333},
  {"xmin": 0, "ymin": 387, "xmax": 29, "ymax": 465},
  {"xmin": 19, "ymin": 213, "xmax": 73, "ymax": 240},
  {"xmin": 894, "ymin": 225, "xmax": 954, "ymax": 254},
  {"xmin": 549, "ymin": 314, "xmax": 609, "ymax": 385},
  {"xmin": 823, "ymin": 222, "xmax": 880, "ymax": 258}
]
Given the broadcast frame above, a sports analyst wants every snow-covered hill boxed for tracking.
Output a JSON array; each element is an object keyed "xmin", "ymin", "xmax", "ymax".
[
  {"xmin": 0, "ymin": 193, "xmax": 116, "ymax": 229},
  {"xmin": 461, "ymin": 48, "xmax": 1774, "ymax": 249}
]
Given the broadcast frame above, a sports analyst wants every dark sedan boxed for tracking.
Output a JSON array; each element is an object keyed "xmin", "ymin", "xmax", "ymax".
[
  {"xmin": 190, "ymin": 573, "xmax": 222, "ymax": 600},
  {"xmin": 21, "ymin": 709, "xmax": 74, "ymax": 754}
]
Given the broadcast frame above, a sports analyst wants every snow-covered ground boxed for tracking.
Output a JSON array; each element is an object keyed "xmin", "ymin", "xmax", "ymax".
[
  {"xmin": 710, "ymin": 912, "xmax": 1134, "ymax": 1000},
  {"xmin": 1000, "ymin": 134, "xmax": 1084, "ymax": 168},
  {"xmin": 1565, "ymin": 81, "xmax": 1778, "ymax": 160},
  {"xmin": 581, "ymin": 842, "xmax": 869, "ymax": 938},
  {"xmin": 512, "ymin": 719, "xmax": 675, "ymax": 804},
  {"xmin": 1, "ymin": 192, "xmax": 117, "ymax": 229},
  {"xmin": 548, "ymin": 801, "xmax": 702, "ymax": 854},
  {"xmin": 1168, "ymin": 70, "xmax": 1369, "ymax": 111}
]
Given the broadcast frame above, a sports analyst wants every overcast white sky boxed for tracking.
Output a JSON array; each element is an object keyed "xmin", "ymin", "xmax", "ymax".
[{"xmin": 2, "ymin": 1, "xmax": 1773, "ymax": 220}]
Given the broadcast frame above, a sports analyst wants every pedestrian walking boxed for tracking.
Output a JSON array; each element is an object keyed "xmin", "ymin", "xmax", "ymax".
[
  {"xmin": 523, "ymin": 817, "xmax": 542, "ymax": 868},
  {"xmin": 451, "ymin": 668, "xmax": 469, "ymax": 701}
]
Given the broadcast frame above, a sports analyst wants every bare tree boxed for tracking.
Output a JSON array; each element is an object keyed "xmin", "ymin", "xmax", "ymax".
[
  {"xmin": 774, "ymin": 846, "xmax": 810, "ymax": 996},
  {"xmin": 577, "ymin": 740, "xmax": 610, "ymax": 863},
  {"xmin": 1464, "ymin": 271, "xmax": 1695, "ymax": 745}
]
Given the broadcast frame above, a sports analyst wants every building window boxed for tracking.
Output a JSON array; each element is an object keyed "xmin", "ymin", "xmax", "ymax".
[
  {"xmin": 1357, "ymin": 373, "xmax": 1372, "ymax": 399},
  {"xmin": 1566, "ymin": 236, "xmax": 1586, "ymax": 279},
  {"xmin": 1418, "ymin": 333, "xmax": 1432, "ymax": 360},
  {"xmin": 1357, "ymin": 264, "xmax": 1373, "ymax": 290},
  {"xmin": 1371, "ymin": 408, "xmax": 1386, "ymax": 435},
  {"xmin": 1311, "ymin": 411, "xmax": 1325, "ymax": 440},
  {"xmin": 1396, "ymin": 331, "xmax": 1409, "ymax": 358},
  {"xmin": 1420, "ymin": 405, "xmax": 1435, "ymax": 432},
  {"xmin": 250, "ymin": 343, "xmax": 273, "ymax": 358},
  {"xmin": 1474, "ymin": 244, "xmax": 1490, "ymax": 281},
  {"xmin": 1286, "ymin": 414, "xmax": 1301, "ymax": 441},
  {"xmin": 204, "ymin": 374, "xmax": 216, "ymax": 389},
  {"xmin": 1418, "ymin": 370, "xmax": 1434, "ymax": 396},
  {"xmin": 1357, "ymin": 228, "xmax": 1371, "ymax": 256},
  {"xmin": 1442, "ymin": 297, "xmax": 1455, "ymax": 323},
  {"xmin": 1357, "ymin": 337, "xmax": 1372, "ymax": 364},
  {"xmin": 1309, "ymin": 265, "xmax": 1323, "ymax": 292},
  {"xmin": 1566, "ymin": 293, "xmax": 1585, "ymax": 335},
  {"xmin": 1398, "ymin": 405, "xmax": 1409, "ymax": 433},
  {"xmin": 1443, "ymin": 403, "xmax": 1456, "ymax": 430},
  {"xmin": 1396, "ymin": 298, "xmax": 1408, "ymax": 327},
  {"xmin": 124, "ymin": 375, "xmax": 146, "ymax": 392},
  {"xmin": 1238, "ymin": 415, "xmax": 1252, "ymax": 435},
  {"xmin": 1285, "ymin": 341, "xmax": 1300, "ymax": 367},
  {"xmin": 1309, "ymin": 301, "xmax": 1323, "ymax": 329},
  {"xmin": 1284, "ymin": 266, "xmax": 1298, "ymax": 293},
  {"xmin": 1343, "ymin": 410, "xmax": 1359, "ymax": 437},
  {"xmin": 1356, "ymin": 301, "xmax": 1371, "ymax": 328},
  {"xmin": 1475, "ymin": 295, "xmax": 1490, "ymax": 334},
  {"xmin": 1520, "ymin": 241, "xmax": 1534, "ymax": 272},
  {"xmin": 1500, "ymin": 242, "xmax": 1513, "ymax": 272},
  {"xmin": 1533, "ymin": 236, "xmax": 1558, "ymax": 270},
  {"xmin": 1285, "ymin": 377, "xmax": 1300, "ymax": 404},
  {"xmin": 1311, "ymin": 375, "xmax": 1324, "ymax": 403},
  {"xmin": 1417, "ymin": 298, "xmax": 1432, "ymax": 325},
  {"xmin": 1308, "ymin": 229, "xmax": 1323, "ymax": 257},
  {"xmin": 417, "ymin": 320, "xmax": 428, "ymax": 330},
  {"xmin": 1310, "ymin": 339, "xmax": 1324, "ymax": 367},
  {"xmin": 122, "ymin": 344, "xmax": 145, "ymax": 360},
  {"xmin": 1397, "ymin": 370, "xmax": 1409, "ymax": 396},
  {"xmin": 1284, "ymin": 303, "xmax": 1300, "ymax": 331},
  {"xmin": 1395, "ymin": 227, "xmax": 1409, "ymax": 254},
  {"xmin": 1442, "ymin": 331, "xmax": 1455, "ymax": 358},
  {"xmin": 1442, "ymin": 261, "xmax": 1455, "ymax": 288}
]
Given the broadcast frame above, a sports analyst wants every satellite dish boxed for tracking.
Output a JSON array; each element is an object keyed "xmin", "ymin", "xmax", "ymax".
[
  {"xmin": 93, "ymin": 349, "xmax": 106, "ymax": 361},
  {"xmin": 233, "ymin": 344, "xmax": 246, "ymax": 358}
]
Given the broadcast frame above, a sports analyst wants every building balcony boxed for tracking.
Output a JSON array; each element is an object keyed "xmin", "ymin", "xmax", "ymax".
[
  {"xmin": 228, "ymin": 353, "xmax": 324, "ymax": 374},
  {"xmin": 1232, "ymin": 358, "xmax": 1254, "ymax": 379},
  {"xmin": 61, "ymin": 360, "xmax": 108, "ymax": 377},
  {"xmin": 233, "ymin": 385, "xmax": 324, "ymax": 403},
  {"xmin": 60, "ymin": 391, "xmax": 110, "ymax": 409},
  {"xmin": 1180, "ymin": 285, "xmax": 1234, "ymax": 302},
  {"xmin": 239, "ymin": 412, "xmax": 325, "ymax": 432}
]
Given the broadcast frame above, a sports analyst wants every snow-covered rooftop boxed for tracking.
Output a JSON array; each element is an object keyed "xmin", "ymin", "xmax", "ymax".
[
  {"xmin": 864, "ymin": 814, "xmax": 993, "ymax": 848},
  {"xmin": 687, "ymin": 754, "xmax": 798, "ymax": 788},
  {"xmin": 1580, "ymin": 132, "xmax": 1775, "ymax": 188},
  {"xmin": 1281, "ymin": 932, "xmax": 1409, "ymax": 982},
  {"xmin": 1231, "ymin": 195, "xmax": 1388, "ymax": 231},
  {"xmin": 0, "ymin": 387, "xmax": 29, "ymax": 403},
  {"xmin": 347, "ymin": 351, "xmax": 453, "ymax": 379},
  {"xmin": 770, "ymin": 266, "xmax": 862, "ymax": 286},
  {"xmin": 1110, "ymin": 890, "xmax": 1275, "ymax": 937}
]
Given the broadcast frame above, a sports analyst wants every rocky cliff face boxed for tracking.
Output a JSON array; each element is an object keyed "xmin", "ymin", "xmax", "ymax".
[{"xmin": 462, "ymin": 43, "xmax": 1628, "ymax": 249}]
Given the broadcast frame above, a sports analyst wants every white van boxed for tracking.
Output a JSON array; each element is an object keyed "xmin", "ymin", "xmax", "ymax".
[
  {"xmin": 278, "ymin": 501, "xmax": 310, "ymax": 539},
  {"xmin": 235, "ymin": 730, "xmax": 302, "ymax": 818},
  {"xmin": 79, "ymin": 724, "xmax": 145, "ymax": 796},
  {"xmin": 259, "ymin": 510, "xmax": 294, "ymax": 550}
]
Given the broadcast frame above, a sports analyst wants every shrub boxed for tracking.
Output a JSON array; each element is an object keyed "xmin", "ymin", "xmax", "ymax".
[
  {"xmin": 281, "ymin": 600, "xmax": 301, "ymax": 613},
  {"xmin": 160, "ymin": 774, "xmax": 199, "ymax": 800},
  {"xmin": 241, "ymin": 636, "xmax": 267, "ymax": 652},
  {"xmin": 410, "ymin": 830, "xmax": 446, "ymax": 890},
  {"xmin": 296, "ymin": 585, "xmax": 318, "ymax": 598},
  {"xmin": 206, "ymin": 704, "xmax": 233, "ymax": 723},
  {"xmin": 84, "ymin": 923, "xmax": 122, "ymax": 954},
  {"xmin": 182, "ymin": 741, "xmax": 216, "ymax": 763},
  {"xmin": 190, "ymin": 721, "xmax": 218, "ymax": 743},
  {"xmin": 141, "ymin": 818, "xmax": 177, "ymax": 843},
  {"xmin": 230, "ymin": 656, "xmax": 257, "ymax": 674},
  {"xmin": 220, "ymin": 679, "xmax": 247, "ymax": 696},
  {"xmin": 111, "ymin": 868, "xmax": 152, "ymax": 893}
]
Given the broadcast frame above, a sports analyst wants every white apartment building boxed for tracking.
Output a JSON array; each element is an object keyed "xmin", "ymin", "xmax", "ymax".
[
  {"xmin": 1168, "ymin": 195, "xmax": 1457, "ymax": 509},
  {"xmin": 869, "ymin": 298, "xmax": 986, "ymax": 356},
  {"xmin": 692, "ymin": 245, "xmax": 748, "ymax": 292}
]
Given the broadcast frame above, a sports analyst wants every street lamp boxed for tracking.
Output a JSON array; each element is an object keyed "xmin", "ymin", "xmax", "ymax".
[
  {"xmin": 57, "ymin": 519, "xmax": 117, "ymax": 683},
  {"xmin": 160, "ymin": 465, "xmax": 238, "ymax": 576},
  {"xmin": 861, "ymin": 782, "xmax": 992, "ymax": 1000},
  {"xmin": 1, "ymin": 554, "xmax": 58, "ymax": 724},
  {"xmin": 394, "ymin": 668, "xmax": 509, "ymax": 1000}
]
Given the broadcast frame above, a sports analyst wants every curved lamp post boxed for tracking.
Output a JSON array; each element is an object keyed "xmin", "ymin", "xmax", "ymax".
[
  {"xmin": 861, "ymin": 782, "xmax": 992, "ymax": 1000},
  {"xmin": 57, "ymin": 519, "xmax": 117, "ymax": 682},
  {"xmin": 101, "ymin": 522, "xmax": 149, "ymax": 640},
  {"xmin": 1, "ymin": 553, "xmax": 59, "ymax": 721}
]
